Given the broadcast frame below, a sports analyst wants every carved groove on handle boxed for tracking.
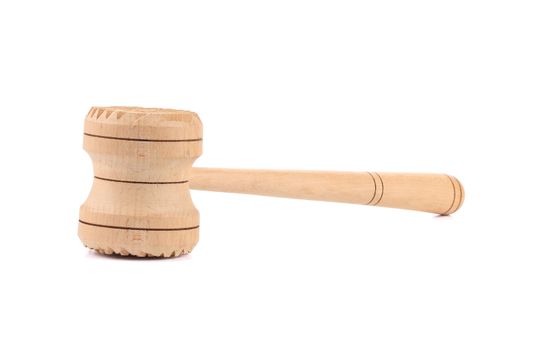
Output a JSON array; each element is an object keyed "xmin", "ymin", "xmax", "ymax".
[
  {"xmin": 367, "ymin": 172, "xmax": 384, "ymax": 206},
  {"xmin": 443, "ymin": 175, "xmax": 464, "ymax": 215}
]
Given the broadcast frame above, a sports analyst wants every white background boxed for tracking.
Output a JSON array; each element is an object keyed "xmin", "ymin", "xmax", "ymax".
[{"xmin": 1, "ymin": 1, "xmax": 532, "ymax": 349}]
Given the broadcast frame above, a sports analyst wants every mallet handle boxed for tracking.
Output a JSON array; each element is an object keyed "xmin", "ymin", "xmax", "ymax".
[{"xmin": 190, "ymin": 168, "xmax": 464, "ymax": 215}]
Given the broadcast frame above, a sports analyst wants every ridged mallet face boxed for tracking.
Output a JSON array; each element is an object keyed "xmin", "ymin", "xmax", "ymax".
[{"xmin": 78, "ymin": 107, "xmax": 203, "ymax": 257}]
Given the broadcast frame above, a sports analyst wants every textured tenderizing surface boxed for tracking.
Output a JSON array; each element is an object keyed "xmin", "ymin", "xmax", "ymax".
[{"xmin": 79, "ymin": 107, "xmax": 203, "ymax": 257}]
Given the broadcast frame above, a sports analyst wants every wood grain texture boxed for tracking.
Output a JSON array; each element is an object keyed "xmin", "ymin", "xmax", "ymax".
[
  {"xmin": 190, "ymin": 168, "xmax": 464, "ymax": 215},
  {"xmin": 79, "ymin": 107, "xmax": 202, "ymax": 257},
  {"xmin": 79, "ymin": 106, "xmax": 464, "ymax": 258}
]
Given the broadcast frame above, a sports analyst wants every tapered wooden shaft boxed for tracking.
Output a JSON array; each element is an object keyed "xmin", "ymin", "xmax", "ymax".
[{"xmin": 190, "ymin": 168, "xmax": 464, "ymax": 215}]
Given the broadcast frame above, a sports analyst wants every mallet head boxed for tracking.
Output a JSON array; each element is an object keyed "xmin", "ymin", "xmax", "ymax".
[{"xmin": 79, "ymin": 107, "xmax": 202, "ymax": 257}]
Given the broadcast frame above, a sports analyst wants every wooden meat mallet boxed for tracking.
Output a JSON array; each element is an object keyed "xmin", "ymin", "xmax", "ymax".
[{"xmin": 79, "ymin": 107, "xmax": 464, "ymax": 257}]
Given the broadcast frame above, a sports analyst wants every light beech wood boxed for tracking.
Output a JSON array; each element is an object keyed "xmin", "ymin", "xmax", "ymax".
[
  {"xmin": 79, "ymin": 106, "xmax": 464, "ymax": 258},
  {"xmin": 79, "ymin": 107, "xmax": 202, "ymax": 257},
  {"xmin": 190, "ymin": 169, "xmax": 464, "ymax": 215}
]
